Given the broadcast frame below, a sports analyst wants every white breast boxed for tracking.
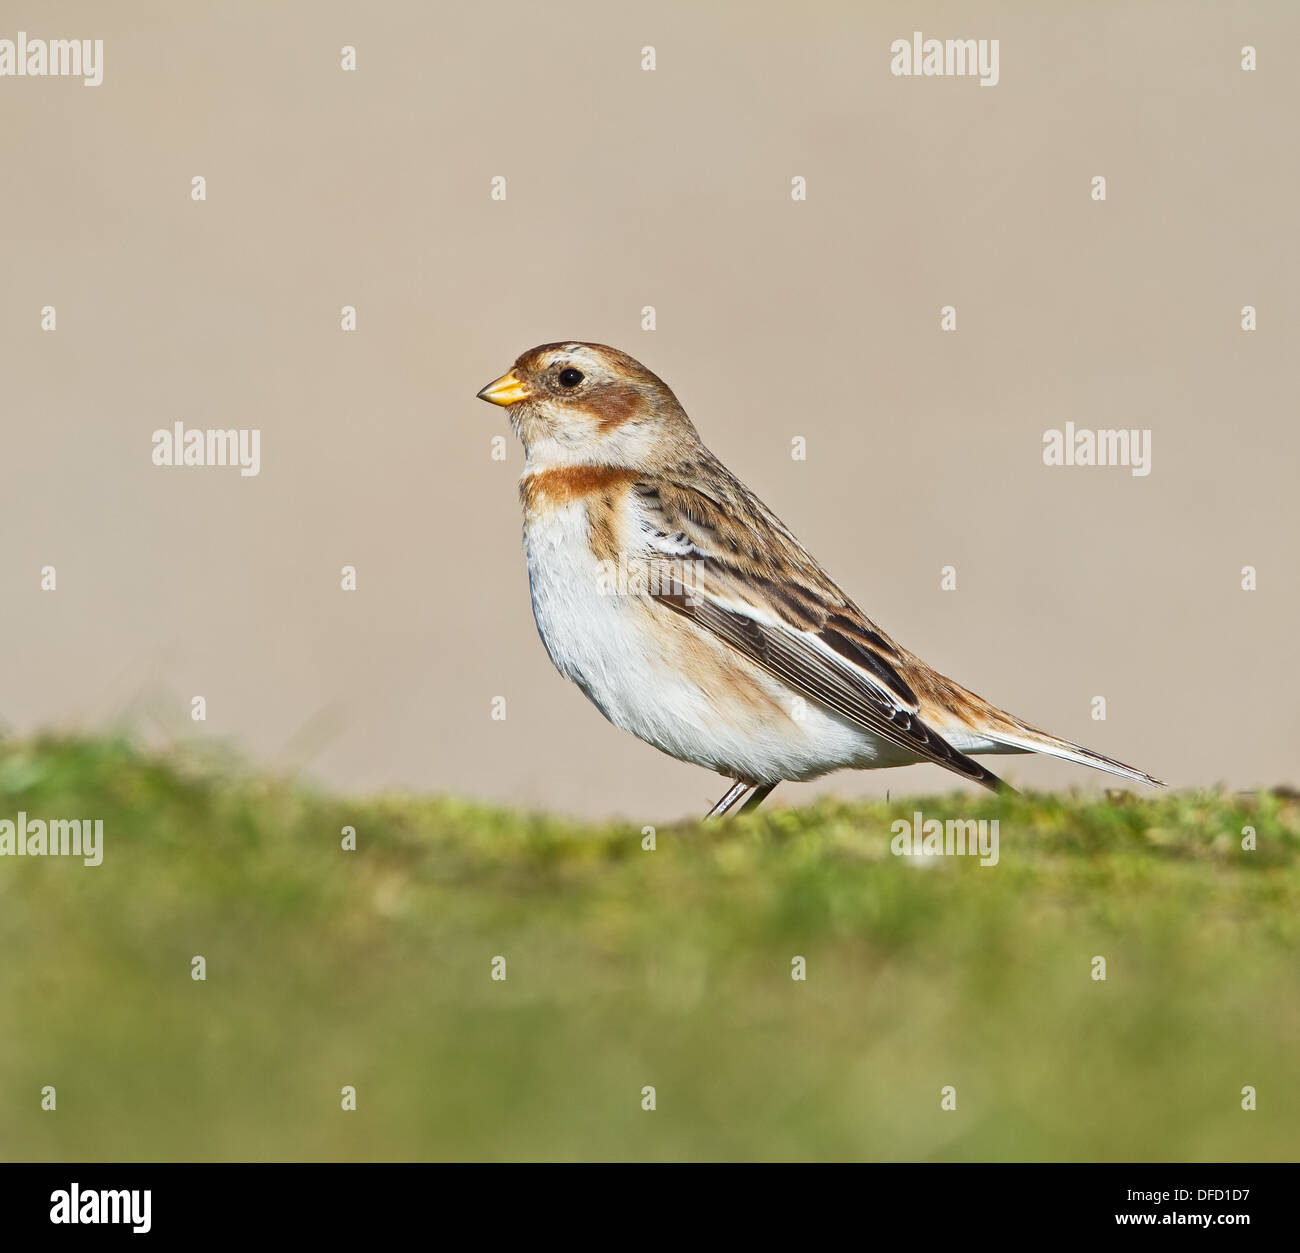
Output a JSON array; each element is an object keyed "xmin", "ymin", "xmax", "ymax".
[
  {"xmin": 522, "ymin": 499, "xmax": 910, "ymax": 784},
  {"xmin": 524, "ymin": 499, "xmax": 668, "ymax": 719}
]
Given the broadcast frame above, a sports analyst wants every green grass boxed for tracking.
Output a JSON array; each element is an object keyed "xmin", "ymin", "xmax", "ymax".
[{"xmin": 1, "ymin": 735, "xmax": 1297, "ymax": 1161}]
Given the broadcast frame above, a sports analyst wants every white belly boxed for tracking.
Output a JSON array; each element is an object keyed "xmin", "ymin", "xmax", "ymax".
[{"xmin": 522, "ymin": 501, "xmax": 913, "ymax": 783}]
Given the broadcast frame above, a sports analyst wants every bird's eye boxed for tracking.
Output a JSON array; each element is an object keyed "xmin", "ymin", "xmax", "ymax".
[{"xmin": 558, "ymin": 367, "xmax": 584, "ymax": 388}]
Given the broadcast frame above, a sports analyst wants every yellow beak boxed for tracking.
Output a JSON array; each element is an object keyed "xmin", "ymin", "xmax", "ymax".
[{"xmin": 476, "ymin": 370, "xmax": 531, "ymax": 406}]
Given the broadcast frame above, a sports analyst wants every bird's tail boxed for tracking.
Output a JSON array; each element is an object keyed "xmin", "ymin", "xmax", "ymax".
[{"xmin": 981, "ymin": 722, "xmax": 1164, "ymax": 787}]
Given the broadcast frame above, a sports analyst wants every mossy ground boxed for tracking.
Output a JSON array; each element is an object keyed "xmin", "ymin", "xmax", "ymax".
[{"xmin": 1, "ymin": 736, "xmax": 1296, "ymax": 1161}]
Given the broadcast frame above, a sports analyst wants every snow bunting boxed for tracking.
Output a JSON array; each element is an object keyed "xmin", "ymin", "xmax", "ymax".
[{"xmin": 478, "ymin": 342, "xmax": 1162, "ymax": 818}]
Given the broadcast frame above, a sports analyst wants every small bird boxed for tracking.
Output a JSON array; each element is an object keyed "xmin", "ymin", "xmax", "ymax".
[{"xmin": 478, "ymin": 342, "xmax": 1162, "ymax": 818}]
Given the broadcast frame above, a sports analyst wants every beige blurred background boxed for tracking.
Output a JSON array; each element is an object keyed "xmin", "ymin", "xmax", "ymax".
[{"xmin": 2, "ymin": 1, "xmax": 1296, "ymax": 820}]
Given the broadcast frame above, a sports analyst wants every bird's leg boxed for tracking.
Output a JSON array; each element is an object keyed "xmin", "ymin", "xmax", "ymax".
[
  {"xmin": 738, "ymin": 782, "xmax": 777, "ymax": 815},
  {"xmin": 703, "ymin": 779, "xmax": 752, "ymax": 821}
]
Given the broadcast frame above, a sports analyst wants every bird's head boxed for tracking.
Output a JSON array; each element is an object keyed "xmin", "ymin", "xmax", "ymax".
[{"xmin": 476, "ymin": 342, "xmax": 698, "ymax": 466}]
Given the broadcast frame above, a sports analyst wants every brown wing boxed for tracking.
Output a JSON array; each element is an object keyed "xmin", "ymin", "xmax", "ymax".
[{"xmin": 630, "ymin": 464, "xmax": 1008, "ymax": 792}]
